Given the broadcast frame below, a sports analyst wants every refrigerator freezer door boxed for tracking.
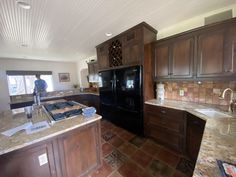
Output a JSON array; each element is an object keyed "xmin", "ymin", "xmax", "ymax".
[
  {"xmin": 115, "ymin": 66, "xmax": 142, "ymax": 112},
  {"xmin": 99, "ymin": 70, "xmax": 116, "ymax": 106}
]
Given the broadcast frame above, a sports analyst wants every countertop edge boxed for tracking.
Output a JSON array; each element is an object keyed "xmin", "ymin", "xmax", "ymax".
[{"xmin": 0, "ymin": 115, "xmax": 102, "ymax": 156}]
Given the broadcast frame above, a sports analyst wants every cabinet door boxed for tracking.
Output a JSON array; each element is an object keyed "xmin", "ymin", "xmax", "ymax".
[
  {"xmin": 122, "ymin": 28, "xmax": 142, "ymax": 65},
  {"xmin": 197, "ymin": 28, "xmax": 232, "ymax": 77},
  {"xmin": 154, "ymin": 43, "xmax": 170, "ymax": 79},
  {"xmin": 88, "ymin": 63, "xmax": 94, "ymax": 75},
  {"xmin": 186, "ymin": 113, "xmax": 205, "ymax": 161},
  {"xmin": 58, "ymin": 122, "xmax": 101, "ymax": 177},
  {"xmin": 171, "ymin": 37, "xmax": 194, "ymax": 78},
  {"xmin": 0, "ymin": 143, "xmax": 57, "ymax": 177},
  {"xmin": 225, "ymin": 26, "xmax": 236, "ymax": 76},
  {"xmin": 97, "ymin": 44, "xmax": 109, "ymax": 70}
]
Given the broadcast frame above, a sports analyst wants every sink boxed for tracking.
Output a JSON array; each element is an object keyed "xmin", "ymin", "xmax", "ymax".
[{"xmin": 194, "ymin": 109, "xmax": 232, "ymax": 118}]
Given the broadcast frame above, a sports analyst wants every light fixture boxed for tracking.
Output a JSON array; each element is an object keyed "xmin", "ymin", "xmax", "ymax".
[
  {"xmin": 105, "ymin": 32, "xmax": 112, "ymax": 37},
  {"xmin": 16, "ymin": 1, "xmax": 31, "ymax": 10}
]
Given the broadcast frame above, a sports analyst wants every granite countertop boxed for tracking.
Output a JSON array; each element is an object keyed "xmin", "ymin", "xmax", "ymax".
[
  {"xmin": 0, "ymin": 107, "xmax": 102, "ymax": 156},
  {"xmin": 10, "ymin": 90, "xmax": 99, "ymax": 104},
  {"xmin": 145, "ymin": 99, "xmax": 236, "ymax": 177}
]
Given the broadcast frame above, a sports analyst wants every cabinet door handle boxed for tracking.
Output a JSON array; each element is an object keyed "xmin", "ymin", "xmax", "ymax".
[
  {"xmin": 161, "ymin": 110, "xmax": 166, "ymax": 114},
  {"xmin": 225, "ymin": 69, "xmax": 232, "ymax": 73}
]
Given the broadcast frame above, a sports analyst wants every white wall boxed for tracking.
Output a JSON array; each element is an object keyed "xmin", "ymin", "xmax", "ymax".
[
  {"xmin": 157, "ymin": 3, "xmax": 236, "ymax": 39},
  {"xmin": 0, "ymin": 58, "xmax": 78, "ymax": 111}
]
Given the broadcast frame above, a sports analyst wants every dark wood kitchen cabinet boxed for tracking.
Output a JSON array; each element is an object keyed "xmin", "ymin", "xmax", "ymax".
[
  {"xmin": 0, "ymin": 121, "xmax": 101, "ymax": 177},
  {"xmin": 144, "ymin": 104, "xmax": 186, "ymax": 153},
  {"xmin": 154, "ymin": 42, "xmax": 170, "ymax": 78},
  {"xmin": 87, "ymin": 61, "xmax": 98, "ymax": 75},
  {"xmin": 97, "ymin": 43, "xmax": 109, "ymax": 70},
  {"xmin": 0, "ymin": 142, "xmax": 57, "ymax": 177},
  {"xmin": 58, "ymin": 122, "xmax": 101, "ymax": 177},
  {"xmin": 186, "ymin": 113, "xmax": 205, "ymax": 161},
  {"xmin": 197, "ymin": 27, "xmax": 235, "ymax": 77},
  {"xmin": 154, "ymin": 17, "xmax": 236, "ymax": 81},
  {"xmin": 122, "ymin": 27, "xmax": 142, "ymax": 66},
  {"xmin": 96, "ymin": 22, "xmax": 157, "ymax": 70},
  {"xmin": 154, "ymin": 35, "xmax": 194, "ymax": 80},
  {"xmin": 197, "ymin": 25, "xmax": 236, "ymax": 78}
]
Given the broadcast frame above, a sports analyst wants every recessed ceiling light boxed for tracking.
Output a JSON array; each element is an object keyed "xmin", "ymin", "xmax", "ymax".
[
  {"xmin": 16, "ymin": 1, "xmax": 31, "ymax": 10},
  {"xmin": 105, "ymin": 32, "xmax": 112, "ymax": 37}
]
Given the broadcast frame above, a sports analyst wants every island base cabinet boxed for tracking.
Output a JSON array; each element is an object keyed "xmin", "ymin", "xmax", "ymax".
[
  {"xmin": 58, "ymin": 122, "xmax": 101, "ymax": 177},
  {"xmin": 0, "ymin": 121, "xmax": 101, "ymax": 177},
  {"xmin": 0, "ymin": 142, "xmax": 57, "ymax": 177}
]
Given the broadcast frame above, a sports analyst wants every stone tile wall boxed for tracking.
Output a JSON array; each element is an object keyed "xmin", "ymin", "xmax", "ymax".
[{"xmin": 158, "ymin": 81, "xmax": 236, "ymax": 106}]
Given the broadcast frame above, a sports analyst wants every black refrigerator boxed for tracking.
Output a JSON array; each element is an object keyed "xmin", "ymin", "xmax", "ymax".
[{"xmin": 99, "ymin": 65, "xmax": 143, "ymax": 135}]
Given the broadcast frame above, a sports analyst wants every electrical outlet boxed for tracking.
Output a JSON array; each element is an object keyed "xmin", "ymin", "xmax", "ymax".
[
  {"xmin": 213, "ymin": 88, "xmax": 221, "ymax": 94},
  {"xmin": 179, "ymin": 89, "xmax": 184, "ymax": 96},
  {"xmin": 38, "ymin": 153, "xmax": 48, "ymax": 166}
]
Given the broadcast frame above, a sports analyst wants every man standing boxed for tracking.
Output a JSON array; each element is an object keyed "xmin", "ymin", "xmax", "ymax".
[{"xmin": 34, "ymin": 74, "xmax": 48, "ymax": 97}]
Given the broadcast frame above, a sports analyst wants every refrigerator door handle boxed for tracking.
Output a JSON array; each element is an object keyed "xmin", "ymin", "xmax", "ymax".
[
  {"xmin": 117, "ymin": 106, "xmax": 139, "ymax": 114},
  {"xmin": 101, "ymin": 102, "xmax": 113, "ymax": 107}
]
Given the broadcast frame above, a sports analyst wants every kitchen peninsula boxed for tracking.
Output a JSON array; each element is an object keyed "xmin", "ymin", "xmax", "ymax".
[{"xmin": 0, "ymin": 104, "xmax": 102, "ymax": 177}]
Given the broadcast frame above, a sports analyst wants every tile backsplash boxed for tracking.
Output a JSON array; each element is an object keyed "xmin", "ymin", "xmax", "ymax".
[{"xmin": 158, "ymin": 81, "xmax": 236, "ymax": 106}]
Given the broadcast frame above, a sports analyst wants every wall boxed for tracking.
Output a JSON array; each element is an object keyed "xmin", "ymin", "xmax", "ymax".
[
  {"xmin": 157, "ymin": 3, "xmax": 236, "ymax": 39},
  {"xmin": 0, "ymin": 58, "xmax": 78, "ymax": 111},
  {"xmin": 160, "ymin": 81, "xmax": 236, "ymax": 106}
]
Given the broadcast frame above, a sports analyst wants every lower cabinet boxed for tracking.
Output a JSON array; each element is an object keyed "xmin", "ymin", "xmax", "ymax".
[
  {"xmin": 144, "ymin": 104, "xmax": 186, "ymax": 153},
  {"xmin": 186, "ymin": 113, "xmax": 205, "ymax": 161},
  {"xmin": 0, "ymin": 121, "xmax": 101, "ymax": 177},
  {"xmin": 58, "ymin": 122, "xmax": 101, "ymax": 177},
  {"xmin": 144, "ymin": 104, "xmax": 206, "ymax": 161},
  {"xmin": 0, "ymin": 142, "xmax": 57, "ymax": 177}
]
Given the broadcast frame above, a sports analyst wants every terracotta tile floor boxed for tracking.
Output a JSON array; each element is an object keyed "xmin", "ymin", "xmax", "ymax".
[{"xmin": 90, "ymin": 119, "xmax": 195, "ymax": 177}]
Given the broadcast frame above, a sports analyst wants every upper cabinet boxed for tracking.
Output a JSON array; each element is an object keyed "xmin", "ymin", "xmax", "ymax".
[
  {"xmin": 97, "ymin": 44, "xmax": 109, "ymax": 70},
  {"xmin": 154, "ymin": 42, "xmax": 170, "ymax": 78},
  {"xmin": 154, "ymin": 36, "xmax": 194, "ymax": 79},
  {"xmin": 154, "ymin": 18, "xmax": 236, "ymax": 81},
  {"xmin": 122, "ymin": 27, "xmax": 142, "ymax": 66},
  {"xmin": 96, "ymin": 22, "xmax": 157, "ymax": 71},
  {"xmin": 197, "ymin": 25, "xmax": 236, "ymax": 78},
  {"xmin": 87, "ymin": 61, "xmax": 98, "ymax": 75}
]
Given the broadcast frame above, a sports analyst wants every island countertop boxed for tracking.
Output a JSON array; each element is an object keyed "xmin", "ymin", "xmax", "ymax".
[
  {"xmin": 0, "ymin": 107, "xmax": 102, "ymax": 156},
  {"xmin": 145, "ymin": 99, "xmax": 236, "ymax": 177},
  {"xmin": 10, "ymin": 90, "xmax": 99, "ymax": 105}
]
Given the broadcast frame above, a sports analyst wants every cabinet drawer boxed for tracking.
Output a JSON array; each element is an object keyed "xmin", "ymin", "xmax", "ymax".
[
  {"xmin": 147, "ymin": 124, "xmax": 183, "ymax": 152},
  {"xmin": 146, "ymin": 111, "xmax": 185, "ymax": 134},
  {"xmin": 145, "ymin": 104, "xmax": 185, "ymax": 122}
]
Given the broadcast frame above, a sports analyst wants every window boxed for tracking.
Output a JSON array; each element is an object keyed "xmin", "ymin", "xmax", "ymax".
[{"xmin": 7, "ymin": 75, "xmax": 53, "ymax": 96}]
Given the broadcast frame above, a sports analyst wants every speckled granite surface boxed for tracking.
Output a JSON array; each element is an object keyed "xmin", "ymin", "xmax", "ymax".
[
  {"xmin": 145, "ymin": 99, "xmax": 236, "ymax": 177},
  {"xmin": 0, "ymin": 107, "xmax": 101, "ymax": 156},
  {"xmin": 10, "ymin": 91, "xmax": 99, "ymax": 104}
]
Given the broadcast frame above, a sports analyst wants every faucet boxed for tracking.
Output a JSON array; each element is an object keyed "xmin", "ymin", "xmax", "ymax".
[{"xmin": 219, "ymin": 88, "xmax": 236, "ymax": 113}]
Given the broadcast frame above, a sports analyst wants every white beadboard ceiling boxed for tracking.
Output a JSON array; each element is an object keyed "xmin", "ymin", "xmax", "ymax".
[{"xmin": 0, "ymin": 0, "xmax": 235, "ymax": 61}]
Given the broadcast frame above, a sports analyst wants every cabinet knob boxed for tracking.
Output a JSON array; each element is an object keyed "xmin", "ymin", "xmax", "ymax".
[
  {"xmin": 225, "ymin": 69, "xmax": 232, "ymax": 73},
  {"xmin": 161, "ymin": 110, "xmax": 166, "ymax": 114}
]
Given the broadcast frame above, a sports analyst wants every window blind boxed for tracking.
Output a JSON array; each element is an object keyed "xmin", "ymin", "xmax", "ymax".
[{"xmin": 6, "ymin": 70, "xmax": 52, "ymax": 76}]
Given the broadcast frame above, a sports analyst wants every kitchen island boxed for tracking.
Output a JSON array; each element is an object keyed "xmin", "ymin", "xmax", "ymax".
[
  {"xmin": 9, "ymin": 90, "xmax": 100, "ymax": 113},
  {"xmin": 0, "ymin": 105, "xmax": 102, "ymax": 177},
  {"xmin": 145, "ymin": 99, "xmax": 236, "ymax": 177}
]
